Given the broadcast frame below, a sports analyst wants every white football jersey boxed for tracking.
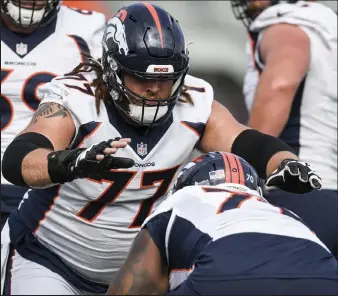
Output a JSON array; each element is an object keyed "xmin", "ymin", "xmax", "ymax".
[
  {"xmin": 17, "ymin": 72, "xmax": 214, "ymax": 284},
  {"xmin": 243, "ymin": 1, "xmax": 337, "ymax": 190},
  {"xmin": 1, "ymin": 5, "xmax": 106, "ymax": 186},
  {"xmin": 143, "ymin": 185, "xmax": 330, "ymax": 290}
]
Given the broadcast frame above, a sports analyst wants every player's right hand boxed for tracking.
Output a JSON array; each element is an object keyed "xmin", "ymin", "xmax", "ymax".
[
  {"xmin": 48, "ymin": 138, "xmax": 135, "ymax": 184},
  {"xmin": 95, "ymin": 137, "xmax": 131, "ymax": 161}
]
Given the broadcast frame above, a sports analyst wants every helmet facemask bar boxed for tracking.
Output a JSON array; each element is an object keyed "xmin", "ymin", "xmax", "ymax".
[
  {"xmin": 103, "ymin": 52, "xmax": 189, "ymax": 128},
  {"xmin": 231, "ymin": 0, "xmax": 252, "ymax": 29},
  {"xmin": 1, "ymin": 0, "xmax": 59, "ymax": 29}
]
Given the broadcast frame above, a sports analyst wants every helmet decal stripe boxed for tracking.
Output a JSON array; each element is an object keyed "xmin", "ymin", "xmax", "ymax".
[
  {"xmin": 142, "ymin": 2, "xmax": 164, "ymax": 48},
  {"xmin": 192, "ymin": 154, "xmax": 205, "ymax": 163},
  {"xmin": 228, "ymin": 153, "xmax": 240, "ymax": 184},
  {"xmin": 221, "ymin": 153, "xmax": 232, "ymax": 183},
  {"xmin": 233, "ymin": 154, "xmax": 245, "ymax": 185},
  {"xmin": 223, "ymin": 153, "xmax": 240, "ymax": 184},
  {"xmin": 114, "ymin": 9, "xmax": 128, "ymax": 22}
]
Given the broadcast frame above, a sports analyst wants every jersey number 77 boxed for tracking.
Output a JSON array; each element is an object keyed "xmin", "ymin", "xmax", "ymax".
[{"xmin": 77, "ymin": 165, "xmax": 181, "ymax": 228}]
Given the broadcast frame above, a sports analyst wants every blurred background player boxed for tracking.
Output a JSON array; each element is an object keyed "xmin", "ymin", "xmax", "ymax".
[
  {"xmin": 62, "ymin": 0, "xmax": 108, "ymax": 16},
  {"xmin": 1, "ymin": 2, "xmax": 322, "ymax": 295},
  {"xmin": 231, "ymin": 0, "xmax": 337, "ymax": 257},
  {"xmin": 1, "ymin": 0, "xmax": 106, "ymax": 228},
  {"xmin": 107, "ymin": 152, "xmax": 338, "ymax": 295}
]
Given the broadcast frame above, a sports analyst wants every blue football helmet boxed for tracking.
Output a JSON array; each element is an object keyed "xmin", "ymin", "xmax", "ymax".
[{"xmin": 173, "ymin": 152, "xmax": 262, "ymax": 194}]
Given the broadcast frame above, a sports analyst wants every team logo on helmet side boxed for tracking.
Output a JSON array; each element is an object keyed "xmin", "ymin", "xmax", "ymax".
[{"xmin": 104, "ymin": 16, "xmax": 129, "ymax": 56}]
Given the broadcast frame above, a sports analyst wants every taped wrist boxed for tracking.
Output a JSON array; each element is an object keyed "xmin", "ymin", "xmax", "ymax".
[
  {"xmin": 2, "ymin": 133, "xmax": 54, "ymax": 188},
  {"xmin": 231, "ymin": 129, "xmax": 295, "ymax": 179},
  {"xmin": 47, "ymin": 138, "xmax": 123, "ymax": 184},
  {"xmin": 47, "ymin": 148, "xmax": 84, "ymax": 184}
]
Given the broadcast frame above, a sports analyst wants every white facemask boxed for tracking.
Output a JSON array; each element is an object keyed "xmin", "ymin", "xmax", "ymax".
[
  {"xmin": 6, "ymin": 1, "xmax": 49, "ymax": 27},
  {"xmin": 128, "ymin": 104, "xmax": 168, "ymax": 124}
]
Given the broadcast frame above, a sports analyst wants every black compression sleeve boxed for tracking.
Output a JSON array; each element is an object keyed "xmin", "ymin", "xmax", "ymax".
[
  {"xmin": 2, "ymin": 133, "xmax": 54, "ymax": 188},
  {"xmin": 231, "ymin": 129, "xmax": 295, "ymax": 179}
]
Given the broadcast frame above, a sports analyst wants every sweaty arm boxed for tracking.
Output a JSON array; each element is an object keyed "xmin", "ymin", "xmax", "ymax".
[
  {"xmin": 2, "ymin": 102, "xmax": 76, "ymax": 188},
  {"xmin": 106, "ymin": 229, "xmax": 169, "ymax": 295},
  {"xmin": 248, "ymin": 23, "xmax": 310, "ymax": 136},
  {"xmin": 198, "ymin": 100, "xmax": 298, "ymax": 179}
]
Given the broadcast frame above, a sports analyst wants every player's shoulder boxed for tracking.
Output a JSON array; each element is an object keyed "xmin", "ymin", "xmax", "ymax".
[
  {"xmin": 141, "ymin": 186, "xmax": 200, "ymax": 227},
  {"xmin": 250, "ymin": 1, "xmax": 337, "ymax": 32},
  {"xmin": 184, "ymin": 74, "xmax": 214, "ymax": 95},
  {"xmin": 38, "ymin": 71, "xmax": 97, "ymax": 106},
  {"xmin": 37, "ymin": 70, "xmax": 101, "ymax": 125},
  {"xmin": 177, "ymin": 74, "xmax": 214, "ymax": 118},
  {"xmin": 160, "ymin": 186, "xmax": 202, "ymax": 211},
  {"xmin": 58, "ymin": 5, "xmax": 106, "ymax": 33}
]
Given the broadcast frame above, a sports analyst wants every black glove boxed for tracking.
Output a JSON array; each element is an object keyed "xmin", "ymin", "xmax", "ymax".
[
  {"xmin": 48, "ymin": 138, "xmax": 135, "ymax": 184},
  {"xmin": 265, "ymin": 159, "xmax": 322, "ymax": 193}
]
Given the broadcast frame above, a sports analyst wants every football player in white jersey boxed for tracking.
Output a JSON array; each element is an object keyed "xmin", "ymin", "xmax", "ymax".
[
  {"xmin": 107, "ymin": 152, "xmax": 338, "ymax": 295},
  {"xmin": 1, "ymin": 0, "xmax": 106, "ymax": 228},
  {"xmin": 231, "ymin": 0, "xmax": 337, "ymax": 257},
  {"xmin": 1, "ymin": 2, "xmax": 322, "ymax": 295}
]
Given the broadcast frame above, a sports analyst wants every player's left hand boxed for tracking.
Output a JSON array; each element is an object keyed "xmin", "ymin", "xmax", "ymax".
[{"xmin": 265, "ymin": 159, "xmax": 322, "ymax": 193}]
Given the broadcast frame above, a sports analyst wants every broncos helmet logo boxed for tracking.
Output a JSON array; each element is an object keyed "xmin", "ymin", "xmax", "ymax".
[{"xmin": 104, "ymin": 16, "xmax": 129, "ymax": 56}]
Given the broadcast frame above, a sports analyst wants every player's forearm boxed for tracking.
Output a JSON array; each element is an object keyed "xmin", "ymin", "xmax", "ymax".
[
  {"xmin": 2, "ymin": 132, "xmax": 56, "ymax": 189},
  {"xmin": 248, "ymin": 75, "xmax": 296, "ymax": 137},
  {"xmin": 266, "ymin": 150, "xmax": 299, "ymax": 177},
  {"xmin": 107, "ymin": 229, "xmax": 169, "ymax": 295},
  {"xmin": 21, "ymin": 149, "xmax": 54, "ymax": 188},
  {"xmin": 231, "ymin": 129, "xmax": 299, "ymax": 179}
]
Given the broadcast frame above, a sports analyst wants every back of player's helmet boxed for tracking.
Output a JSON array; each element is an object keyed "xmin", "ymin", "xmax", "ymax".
[
  {"xmin": 1, "ymin": 0, "xmax": 60, "ymax": 33},
  {"xmin": 101, "ymin": 2, "xmax": 189, "ymax": 128},
  {"xmin": 230, "ymin": 0, "xmax": 301, "ymax": 28},
  {"xmin": 173, "ymin": 152, "xmax": 262, "ymax": 195}
]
